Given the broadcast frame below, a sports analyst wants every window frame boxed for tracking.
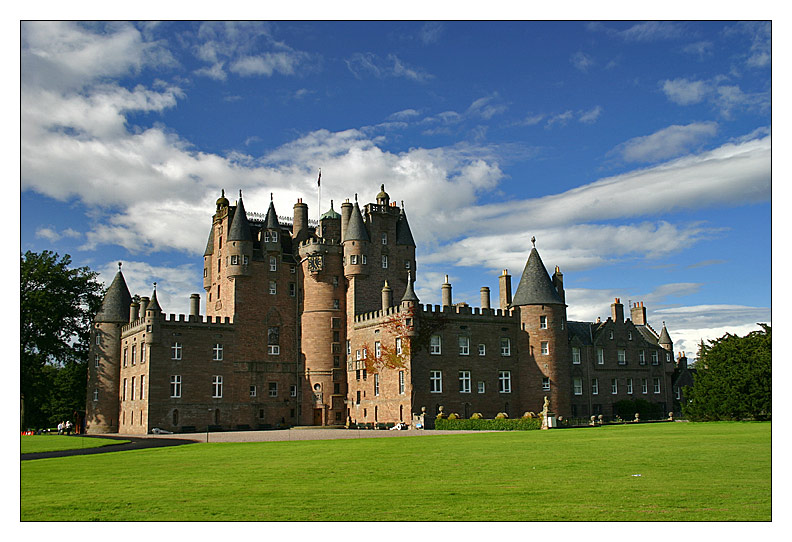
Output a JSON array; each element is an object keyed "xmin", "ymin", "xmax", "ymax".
[
  {"xmin": 500, "ymin": 337, "xmax": 511, "ymax": 357},
  {"xmin": 459, "ymin": 370, "xmax": 471, "ymax": 394},
  {"xmin": 212, "ymin": 375, "xmax": 223, "ymax": 398},
  {"xmin": 459, "ymin": 336, "xmax": 470, "ymax": 356},
  {"xmin": 573, "ymin": 377, "xmax": 583, "ymax": 396},
  {"xmin": 170, "ymin": 375, "xmax": 181, "ymax": 398},
  {"xmin": 498, "ymin": 370, "xmax": 511, "ymax": 394},
  {"xmin": 429, "ymin": 370, "xmax": 443, "ymax": 393},
  {"xmin": 212, "ymin": 343, "xmax": 223, "ymax": 361},
  {"xmin": 430, "ymin": 335, "xmax": 442, "ymax": 355}
]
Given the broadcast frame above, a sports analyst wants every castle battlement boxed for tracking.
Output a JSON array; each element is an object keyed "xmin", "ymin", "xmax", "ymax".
[
  {"xmin": 300, "ymin": 237, "xmax": 341, "ymax": 247},
  {"xmin": 418, "ymin": 303, "xmax": 516, "ymax": 320},
  {"xmin": 122, "ymin": 313, "xmax": 234, "ymax": 333}
]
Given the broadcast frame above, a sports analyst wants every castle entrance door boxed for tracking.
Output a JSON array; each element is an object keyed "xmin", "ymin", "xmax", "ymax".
[{"xmin": 313, "ymin": 408, "xmax": 322, "ymax": 426}]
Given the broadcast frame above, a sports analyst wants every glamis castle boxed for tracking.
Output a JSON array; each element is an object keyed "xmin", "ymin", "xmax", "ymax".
[{"xmin": 85, "ymin": 186, "xmax": 679, "ymax": 434}]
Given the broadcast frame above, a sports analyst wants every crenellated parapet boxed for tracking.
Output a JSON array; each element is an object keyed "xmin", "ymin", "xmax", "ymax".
[
  {"xmin": 122, "ymin": 313, "xmax": 234, "ymax": 334},
  {"xmin": 352, "ymin": 302, "xmax": 517, "ymax": 327}
]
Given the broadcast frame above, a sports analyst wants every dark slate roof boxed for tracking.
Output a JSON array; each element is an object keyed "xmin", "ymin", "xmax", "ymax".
[
  {"xmin": 344, "ymin": 202, "xmax": 370, "ymax": 242},
  {"xmin": 228, "ymin": 195, "xmax": 253, "ymax": 242},
  {"xmin": 659, "ymin": 324, "xmax": 672, "ymax": 345},
  {"xmin": 146, "ymin": 286, "xmax": 162, "ymax": 312},
  {"xmin": 396, "ymin": 207, "xmax": 416, "ymax": 246},
  {"xmin": 401, "ymin": 274, "xmax": 419, "ymax": 302},
  {"xmin": 635, "ymin": 325, "xmax": 660, "ymax": 345},
  {"xmin": 567, "ymin": 321, "xmax": 594, "ymax": 345},
  {"xmin": 511, "ymin": 248, "xmax": 564, "ymax": 306},
  {"xmin": 264, "ymin": 200, "xmax": 280, "ymax": 231},
  {"xmin": 203, "ymin": 227, "xmax": 214, "ymax": 256},
  {"xmin": 95, "ymin": 271, "xmax": 132, "ymax": 323}
]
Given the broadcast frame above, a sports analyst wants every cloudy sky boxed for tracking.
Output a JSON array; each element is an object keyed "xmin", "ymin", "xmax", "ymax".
[{"xmin": 20, "ymin": 20, "xmax": 772, "ymax": 359}]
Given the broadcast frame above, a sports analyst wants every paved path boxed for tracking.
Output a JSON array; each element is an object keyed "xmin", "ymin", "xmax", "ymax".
[{"xmin": 22, "ymin": 428, "xmax": 485, "ymax": 460}]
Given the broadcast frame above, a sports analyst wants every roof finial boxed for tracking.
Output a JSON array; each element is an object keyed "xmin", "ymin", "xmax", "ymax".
[
  {"xmin": 330, "ymin": 199, "xmax": 334, "ymax": 209},
  {"xmin": 153, "ymin": 282, "xmax": 157, "ymax": 290},
  {"xmin": 221, "ymin": 189, "xmax": 225, "ymax": 197},
  {"xmin": 239, "ymin": 189, "xmax": 242, "ymax": 199},
  {"xmin": 381, "ymin": 184, "xmax": 385, "ymax": 191},
  {"xmin": 531, "ymin": 236, "xmax": 536, "ymax": 248},
  {"xmin": 355, "ymin": 193, "xmax": 358, "ymax": 202},
  {"xmin": 118, "ymin": 262, "xmax": 122, "ymax": 271},
  {"xmin": 270, "ymin": 192, "xmax": 273, "ymax": 201},
  {"xmin": 401, "ymin": 200, "xmax": 404, "ymax": 209}
]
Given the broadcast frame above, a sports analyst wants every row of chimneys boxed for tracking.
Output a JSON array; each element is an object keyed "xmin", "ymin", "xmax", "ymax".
[
  {"xmin": 609, "ymin": 299, "xmax": 648, "ymax": 325},
  {"xmin": 128, "ymin": 293, "xmax": 203, "ymax": 324}
]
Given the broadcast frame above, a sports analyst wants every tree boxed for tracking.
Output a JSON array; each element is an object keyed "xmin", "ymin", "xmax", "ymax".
[
  {"xmin": 20, "ymin": 251, "xmax": 104, "ymax": 429},
  {"xmin": 682, "ymin": 324, "xmax": 771, "ymax": 421}
]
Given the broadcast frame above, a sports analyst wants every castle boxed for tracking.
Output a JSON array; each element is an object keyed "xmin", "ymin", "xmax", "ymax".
[{"xmin": 85, "ymin": 186, "xmax": 678, "ymax": 434}]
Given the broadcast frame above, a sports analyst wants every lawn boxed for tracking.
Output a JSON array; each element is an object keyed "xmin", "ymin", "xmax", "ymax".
[
  {"xmin": 21, "ymin": 434, "xmax": 130, "ymax": 454},
  {"xmin": 20, "ymin": 422, "xmax": 770, "ymax": 521}
]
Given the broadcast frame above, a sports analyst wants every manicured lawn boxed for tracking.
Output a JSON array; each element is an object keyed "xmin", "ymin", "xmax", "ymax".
[
  {"xmin": 20, "ymin": 422, "xmax": 770, "ymax": 521},
  {"xmin": 21, "ymin": 434, "xmax": 129, "ymax": 454}
]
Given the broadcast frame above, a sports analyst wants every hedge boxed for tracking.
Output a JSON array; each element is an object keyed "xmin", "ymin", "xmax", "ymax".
[{"xmin": 434, "ymin": 417, "xmax": 542, "ymax": 431}]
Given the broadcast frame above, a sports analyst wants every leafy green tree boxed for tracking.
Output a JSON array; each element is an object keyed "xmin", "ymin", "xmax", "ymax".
[
  {"xmin": 20, "ymin": 251, "xmax": 104, "ymax": 428},
  {"xmin": 683, "ymin": 324, "xmax": 771, "ymax": 421},
  {"xmin": 613, "ymin": 398, "xmax": 664, "ymax": 420}
]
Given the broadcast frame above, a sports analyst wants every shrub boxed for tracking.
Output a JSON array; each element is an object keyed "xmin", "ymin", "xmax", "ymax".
[{"xmin": 435, "ymin": 417, "xmax": 541, "ymax": 431}]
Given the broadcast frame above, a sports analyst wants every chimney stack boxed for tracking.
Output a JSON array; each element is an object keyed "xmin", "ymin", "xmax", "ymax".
[
  {"xmin": 480, "ymin": 287, "xmax": 491, "ymax": 310},
  {"xmin": 499, "ymin": 269, "xmax": 512, "ymax": 310},
  {"xmin": 441, "ymin": 275, "xmax": 452, "ymax": 308},
  {"xmin": 189, "ymin": 294, "xmax": 201, "ymax": 318},
  {"xmin": 611, "ymin": 298, "xmax": 624, "ymax": 323},
  {"xmin": 630, "ymin": 301, "xmax": 647, "ymax": 325},
  {"xmin": 381, "ymin": 281, "xmax": 393, "ymax": 311}
]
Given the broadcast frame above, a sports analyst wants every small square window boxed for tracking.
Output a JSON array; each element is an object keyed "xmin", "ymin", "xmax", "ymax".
[
  {"xmin": 250, "ymin": 385, "xmax": 257, "ymax": 397},
  {"xmin": 478, "ymin": 344, "xmax": 486, "ymax": 356},
  {"xmin": 268, "ymin": 382, "xmax": 278, "ymax": 397}
]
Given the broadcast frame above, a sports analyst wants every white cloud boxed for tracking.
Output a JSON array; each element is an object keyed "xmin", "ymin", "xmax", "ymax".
[
  {"xmin": 578, "ymin": 105, "xmax": 602, "ymax": 124},
  {"xmin": 35, "ymin": 227, "xmax": 81, "ymax": 243},
  {"xmin": 611, "ymin": 121, "xmax": 718, "ymax": 163},
  {"xmin": 419, "ymin": 22, "xmax": 444, "ymax": 45},
  {"xmin": 570, "ymin": 51, "xmax": 594, "ymax": 72},
  {"xmin": 661, "ymin": 78, "xmax": 709, "ymax": 105},
  {"xmin": 345, "ymin": 52, "xmax": 432, "ymax": 82},
  {"xmin": 388, "ymin": 108, "xmax": 421, "ymax": 121},
  {"xmin": 661, "ymin": 77, "xmax": 769, "ymax": 117},
  {"xmin": 546, "ymin": 110, "xmax": 574, "ymax": 128}
]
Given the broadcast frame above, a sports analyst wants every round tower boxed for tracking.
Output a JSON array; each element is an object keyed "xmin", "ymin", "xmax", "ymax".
[
  {"xmin": 511, "ymin": 239, "xmax": 571, "ymax": 418},
  {"xmin": 227, "ymin": 191, "xmax": 253, "ymax": 278},
  {"xmin": 86, "ymin": 264, "xmax": 132, "ymax": 434},
  {"xmin": 298, "ymin": 234, "xmax": 346, "ymax": 426}
]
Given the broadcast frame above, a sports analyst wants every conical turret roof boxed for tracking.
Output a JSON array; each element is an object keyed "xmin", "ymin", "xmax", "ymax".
[
  {"xmin": 228, "ymin": 192, "xmax": 253, "ymax": 242},
  {"xmin": 344, "ymin": 202, "xmax": 370, "ymax": 242},
  {"xmin": 203, "ymin": 226, "xmax": 214, "ymax": 256},
  {"xmin": 659, "ymin": 323, "xmax": 672, "ymax": 346},
  {"xmin": 146, "ymin": 284, "xmax": 162, "ymax": 312},
  {"xmin": 264, "ymin": 199, "xmax": 280, "ymax": 231},
  {"xmin": 396, "ymin": 206, "xmax": 416, "ymax": 247},
  {"xmin": 401, "ymin": 273, "xmax": 419, "ymax": 302},
  {"xmin": 511, "ymin": 247, "xmax": 564, "ymax": 306},
  {"xmin": 95, "ymin": 268, "xmax": 133, "ymax": 323}
]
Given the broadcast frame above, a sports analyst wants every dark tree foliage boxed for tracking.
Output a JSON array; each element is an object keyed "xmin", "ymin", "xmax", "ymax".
[
  {"xmin": 613, "ymin": 398, "xmax": 664, "ymax": 420},
  {"xmin": 20, "ymin": 251, "xmax": 104, "ymax": 428},
  {"xmin": 683, "ymin": 324, "xmax": 771, "ymax": 421}
]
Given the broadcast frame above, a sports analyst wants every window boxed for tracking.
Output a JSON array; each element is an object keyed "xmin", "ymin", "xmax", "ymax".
[
  {"xmin": 609, "ymin": 330, "xmax": 614, "ymax": 340},
  {"xmin": 92, "ymin": 389, "xmax": 99, "ymax": 401},
  {"xmin": 541, "ymin": 341, "xmax": 549, "ymax": 355},
  {"xmin": 170, "ymin": 375, "xmax": 181, "ymax": 398},
  {"xmin": 375, "ymin": 341, "xmax": 381, "ymax": 358},
  {"xmin": 131, "ymin": 345, "xmax": 136, "ymax": 365},
  {"xmin": 268, "ymin": 382, "xmax": 278, "ymax": 397},
  {"xmin": 362, "ymin": 255, "xmax": 367, "ymax": 264},
  {"xmin": 131, "ymin": 376, "xmax": 136, "ymax": 400},
  {"xmin": 478, "ymin": 344, "xmax": 486, "ymax": 356},
  {"xmin": 572, "ymin": 347, "xmax": 580, "ymax": 364},
  {"xmin": 396, "ymin": 338, "xmax": 402, "ymax": 355},
  {"xmin": 543, "ymin": 377, "xmax": 551, "ymax": 391},
  {"xmin": 123, "ymin": 348, "xmax": 128, "ymax": 367},
  {"xmin": 95, "ymin": 333, "xmax": 100, "ymax": 346},
  {"xmin": 356, "ymin": 350, "xmax": 361, "ymax": 361},
  {"xmin": 430, "ymin": 371, "xmax": 443, "ymax": 393},
  {"xmin": 141, "ymin": 345, "xmax": 145, "ymax": 364},
  {"xmin": 290, "ymin": 265, "xmax": 296, "ymax": 274},
  {"xmin": 123, "ymin": 378, "xmax": 127, "ymax": 401},
  {"xmin": 639, "ymin": 350, "xmax": 646, "ymax": 365},
  {"xmin": 500, "ymin": 338, "xmax": 511, "ymax": 356},
  {"xmin": 430, "ymin": 335, "xmax": 442, "ymax": 355},
  {"xmin": 652, "ymin": 350, "xmax": 659, "ymax": 365},
  {"xmin": 404, "ymin": 260, "xmax": 411, "ymax": 269},
  {"xmin": 498, "ymin": 371, "xmax": 511, "ymax": 393},
  {"xmin": 676, "ymin": 387, "xmax": 681, "ymax": 400},
  {"xmin": 356, "ymin": 390, "xmax": 361, "ymax": 405},
  {"xmin": 268, "ymin": 327, "xmax": 280, "ymax": 355},
  {"xmin": 597, "ymin": 348, "xmax": 604, "ymax": 365},
  {"xmin": 333, "ymin": 276, "xmax": 339, "ymax": 288},
  {"xmin": 333, "ymin": 299, "xmax": 340, "ymax": 309},
  {"xmin": 459, "ymin": 371, "xmax": 471, "ymax": 393},
  {"xmin": 653, "ymin": 377, "xmax": 661, "ymax": 394},
  {"xmin": 382, "ymin": 232, "xmax": 388, "ymax": 245},
  {"xmin": 213, "ymin": 344, "xmax": 223, "ymax": 361},
  {"xmin": 94, "ymin": 355, "xmax": 100, "ymax": 368},
  {"xmin": 290, "ymin": 385, "xmax": 297, "ymax": 397},
  {"xmin": 269, "ymin": 281, "xmax": 277, "ymax": 295},
  {"xmin": 459, "ymin": 336, "xmax": 470, "ymax": 355},
  {"xmin": 382, "ymin": 255, "xmax": 388, "ymax": 269},
  {"xmin": 591, "ymin": 378, "xmax": 599, "ymax": 395},
  {"xmin": 270, "ymin": 256, "xmax": 277, "ymax": 271},
  {"xmin": 289, "ymin": 282, "xmax": 296, "ymax": 297},
  {"xmin": 172, "ymin": 343, "xmax": 182, "ymax": 360},
  {"xmin": 477, "ymin": 381, "xmax": 486, "ymax": 394},
  {"xmin": 140, "ymin": 375, "xmax": 145, "ymax": 400},
  {"xmin": 347, "ymin": 340, "xmax": 352, "ymax": 356},
  {"xmin": 243, "ymin": 255, "xmax": 249, "ymax": 265},
  {"xmin": 212, "ymin": 376, "xmax": 223, "ymax": 398},
  {"xmin": 666, "ymin": 352, "xmax": 671, "ymax": 363},
  {"xmin": 399, "ymin": 371, "xmax": 405, "ymax": 395},
  {"xmin": 641, "ymin": 378, "xmax": 648, "ymax": 394},
  {"xmin": 617, "ymin": 349, "xmax": 626, "ymax": 365},
  {"xmin": 611, "ymin": 378, "xmax": 618, "ymax": 394},
  {"xmin": 374, "ymin": 374, "xmax": 380, "ymax": 396},
  {"xmin": 250, "ymin": 385, "xmax": 257, "ymax": 398},
  {"xmin": 231, "ymin": 255, "xmax": 239, "ymax": 265},
  {"xmin": 627, "ymin": 378, "xmax": 633, "ymax": 395},
  {"xmin": 540, "ymin": 315, "xmax": 547, "ymax": 329},
  {"xmin": 350, "ymin": 255, "xmax": 358, "ymax": 265},
  {"xmin": 573, "ymin": 377, "xmax": 583, "ymax": 395}
]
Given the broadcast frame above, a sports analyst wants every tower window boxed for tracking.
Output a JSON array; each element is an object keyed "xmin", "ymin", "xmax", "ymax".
[
  {"xmin": 212, "ymin": 376, "xmax": 223, "ymax": 398},
  {"xmin": 382, "ymin": 255, "xmax": 388, "ymax": 269},
  {"xmin": 430, "ymin": 335, "xmax": 442, "ymax": 355},
  {"xmin": 498, "ymin": 371, "xmax": 511, "ymax": 393},
  {"xmin": 430, "ymin": 371, "xmax": 443, "ymax": 393},
  {"xmin": 270, "ymin": 256, "xmax": 277, "ymax": 272},
  {"xmin": 500, "ymin": 338, "xmax": 511, "ymax": 357},
  {"xmin": 269, "ymin": 281, "xmax": 277, "ymax": 295},
  {"xmin": 213, "ymin": 344, "xmax": 223, "ymax": 361},
  {"xmin": 382, "ymin": 232, "xmax": 387, "ymax": 245},
  {"xmin": 170, "ymin": 375, "xmax": 181, "ymax": 398},
  {"xmin": 540, "ymin": 315, "xmax": 547, "ymax": 329},
  {"xmin": 171, "ymin": 343, "xmax": 182, "ymax": 360}
]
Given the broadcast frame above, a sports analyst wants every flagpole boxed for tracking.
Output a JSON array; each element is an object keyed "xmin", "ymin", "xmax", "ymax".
[{"xmin": 317, "ymin": 168, "xmax": 322, "ymax": 221}]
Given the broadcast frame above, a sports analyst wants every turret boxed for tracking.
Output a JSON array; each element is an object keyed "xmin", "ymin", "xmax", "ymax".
[
  {"xmin": 511, "ymin": 238, "xmax": 570, "ymax": 417},
  {"xmin": 400, "ymin": 272, "xmax": 419, "ymax": 309},
  {"xmin": 86, "ymin": 263, "xmax": 132, "ymax": 434},
  {"xmin": 227, "ymin": 191, "xmax": 253, "ymax": 277},
  {"xmin": 343, "ymin": 199, "xmax": 370, "ymax": 277},
  {"xmin": 202, "ymin": 226, "xmax": 214, "ymax": 291},
  {"xmin": 340, "ymin": 199, "xmax": 353, "ymax": 242},
  {"xmin": 138, "ymin": 297, "xmax": 149, "ymax": 319},
  {"xmin": 144, "ymin": 284, "xmax": 162, "ymax": 346},
  {"xmin": 319, "ymin": 200, "xmax": 342, "ymax": 242},
  {"xmin": 376, "ymin": 184, "xmax": 390, "ymax": 207},
  {"xmin": 263, "ymin": 195, "xmax": 282, "ymax": 250},
  {"xmin": 189, "ymin": 293, "xmax": 201, "ymax": 320},
  {"xmin": 659, "ymin": 322, "xmax": 673, "ymax": 351},
  {"xmin": 395, "ymin": 204, "xmax": 416, "ymax": 247}
]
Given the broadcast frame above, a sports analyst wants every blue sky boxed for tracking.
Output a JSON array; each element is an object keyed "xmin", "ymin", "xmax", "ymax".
[{"xmin": 20, "ymin": 20, "xmax": 772, "ymax": 359}]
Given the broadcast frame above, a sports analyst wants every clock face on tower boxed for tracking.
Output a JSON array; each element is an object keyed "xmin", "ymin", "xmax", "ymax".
[{"xmin": 307, "ymin": 253, "xmax": 323, "ymax": 273}]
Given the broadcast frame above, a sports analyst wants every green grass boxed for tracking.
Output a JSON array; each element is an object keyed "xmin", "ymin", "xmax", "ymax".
[
  {"xmin": 21, "ymin": 434, "xmax": 129, "ymax": 454},
  {"xmin": 20, "ymin": 422, "xmax": 770, "ymax": 521}
]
